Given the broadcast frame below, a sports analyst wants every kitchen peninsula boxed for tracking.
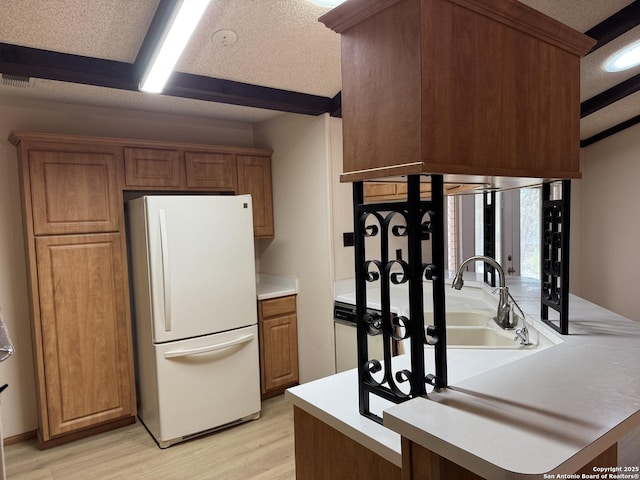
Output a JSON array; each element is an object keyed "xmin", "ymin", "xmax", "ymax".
[
  {"xmin": 291, "ymin": 0, "xmax": 634, "ymax": 477},
  {"xmin": 286, "ymin": 276, "xmax": 640, "ymax": 479}
]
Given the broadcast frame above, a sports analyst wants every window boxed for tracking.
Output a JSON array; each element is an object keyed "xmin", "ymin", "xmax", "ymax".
[
  {"xmin": 460, "ymin": 187, "xmax": 541, "ymax": 279},
  {"xmin": 519, "ymin": 188, "xmax": 540, "ymax": 279}
]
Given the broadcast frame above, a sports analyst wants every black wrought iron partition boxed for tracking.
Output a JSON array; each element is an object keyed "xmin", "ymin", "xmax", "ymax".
[
  {"xmin": 541, "ymin": 180, "xmax": 571, "ymax": 335},
  {"xmin": 353, "ymin": 175, "xmax": 447, "ymax": 424},
  {"xmin": 483, "ymin": 191, "xmax": 497, "ymax": 288}
]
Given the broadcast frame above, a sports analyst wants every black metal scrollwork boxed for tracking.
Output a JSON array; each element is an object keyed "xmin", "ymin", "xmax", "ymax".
[
  {"xmin": 363, "ymin": 260, "xmax": 382, "ymax": 282},
  {"xmin": 352, "ymin": 175, "xmax": 448, "ymax": 424},
  {"xmin": 541, "ymin": 181, "xmax": 571, "ymax": 335}
]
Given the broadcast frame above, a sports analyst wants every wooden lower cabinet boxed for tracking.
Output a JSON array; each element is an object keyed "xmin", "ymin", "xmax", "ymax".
[
  {"xmin": 363, "ymin": 181, "xmax": 482, "ymax": 202},
  {"xmin": 294, "ymin": 407, "xmax": 402, "ymax": 480},
  {"xmin": 402, "ymin": 439, "xmax": 618, "ymax": 480},
  {"xmin": 293, "ymin": 409, "xmax": 618, "ymax": 480},
  {"xmin": 34, "ymin": 233, "xmax": 136, "ymax": 446},
  {"xmin": 258, "ymin": 295, "xmax": 299, "ymax": 398}
]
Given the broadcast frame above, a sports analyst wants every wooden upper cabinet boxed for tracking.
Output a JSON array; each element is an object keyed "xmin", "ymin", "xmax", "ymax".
[
  {"xmin": 185, "ymin": 152, "xmax": 238, "ymax": 190},
  {"xmin": 320, "ymin": 0, "xmax": 596, "ymax": 182},
  {"xmin": 124, "ymin": 147, "xmax": 183, "ymax": 188},
  {"xmin": 35, "ymin": 233, "xmax": 135, "ymax": 439},
  {"xmin": 10, "ymin": 132, "xmax": 274, "ymax": 238},
  {"xmin": 238, "ymin": 155, "xmax": 274, "ymax": 238},
  {"xmin": 28, "ymin": 144, "xmax": 121, "ymax": 235}
]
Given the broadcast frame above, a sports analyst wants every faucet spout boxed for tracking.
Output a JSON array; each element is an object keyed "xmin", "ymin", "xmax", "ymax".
[{"xmin": 452, "ymin": 255, "xmax": 516, "ymax": 329}]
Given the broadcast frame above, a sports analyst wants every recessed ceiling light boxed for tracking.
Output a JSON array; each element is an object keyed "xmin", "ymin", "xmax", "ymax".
[
  {"xmin": 604, "ymin": 41, "xmax": 640, "ymax": 73},
  {"xmin": 308, "ymin": 0, "xmax": 348, "ymax": 8}
]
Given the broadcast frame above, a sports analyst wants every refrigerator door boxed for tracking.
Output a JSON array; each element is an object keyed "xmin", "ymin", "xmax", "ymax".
[
  {"xmin": 142, "ymin": 195, "xmax": 257, "ymax": 343},
  {"xmin": 137, "ymin": 325, "xmax": 261, "ymax": 447}
]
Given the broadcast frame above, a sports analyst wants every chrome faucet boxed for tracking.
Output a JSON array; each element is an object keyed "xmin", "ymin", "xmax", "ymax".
[{"xmin": 452, "ymin": 255, "xmax": 516, "ymax": 330}]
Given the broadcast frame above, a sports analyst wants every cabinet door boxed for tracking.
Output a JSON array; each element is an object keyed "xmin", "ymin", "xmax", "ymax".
[
  {"xmin": 260, "ymin": 314, "xmax": 299, "ymax": 395},
  {"xmin": 185, "ymin": 152, "xmax": 237, "ymax": 190},
  {"xmin": 259, "ymin": 295, "xmax": 298, "ymax": 397},
  {"xmin": 29, "ymin": 146, "xmax": 121, "ymax": 235},
  {"xmin": 364, "ymin": 182, "xmax": 398, "ymax": 202},
  {"xmin": 124, "ymin": 147, "xmax": 183, "ymax": 188},
  {"xmin": 237, "ymin": 155, "xmax": 274, "ymax": 238},
  {"xmin": 35, "ymin": 233, "xmax": 135, "ymax": 439}
]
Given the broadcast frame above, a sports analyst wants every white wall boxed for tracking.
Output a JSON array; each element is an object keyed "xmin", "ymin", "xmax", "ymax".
[
  {"xmin": 579, "ymin": 124, "xmax": 640, "ymax": 323},
  {"xmin": 569, "ymin": 159, "xmax": 583, "ymax": 297},
  {"xmin": 254, "ymin": 113, "xmax": 335, "ymax": 383},
  {"xmin": 328, "ymin": 117, "xmax": 356, "ymax": 281},
  {"xmin": 578, "ymin": 127, "xmax": 640, "ymax": 467},
  {"xmin": 0, "ymin": 95, "xmax": 256, "ymax": 438}
]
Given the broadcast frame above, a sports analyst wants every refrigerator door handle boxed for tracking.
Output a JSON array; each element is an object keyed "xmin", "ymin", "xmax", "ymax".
[
  {"xmin": 163, "ymin": 333, "xmax": 254, "ymax": 359},
  {"xmin": 159, "ymin": 208, "xmax": 172, "ymax": 332}
]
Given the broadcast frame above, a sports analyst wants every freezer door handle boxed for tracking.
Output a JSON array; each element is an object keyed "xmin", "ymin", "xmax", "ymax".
[
  {"xmin": 163, "ymin": 333, "xmax": 254, "ymax": 359},
  {"xmin": 159, "ymin": 208, "xmax": 172, "ymax": 332}
]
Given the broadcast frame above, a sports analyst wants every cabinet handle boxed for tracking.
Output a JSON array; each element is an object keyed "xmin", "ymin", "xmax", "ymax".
[
  {"xmin": 159, "ymin": 209, "xmax": 172, "ymax": 332},
  {"xmin": 163, "ymin": 334, "xmax": 254, "ymax": 358}
]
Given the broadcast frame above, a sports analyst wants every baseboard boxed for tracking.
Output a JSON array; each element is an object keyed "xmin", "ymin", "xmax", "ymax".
[{"xmin": 4, "ymin": 430, "xmax": 37, "ymax": 446}]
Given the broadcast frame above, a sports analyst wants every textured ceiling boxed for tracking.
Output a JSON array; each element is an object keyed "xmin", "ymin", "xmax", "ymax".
[
  {"xmin": 519, "ymin": 0, "xmax": 632, "ymax": 32},
  {"xmin": 180, "ymin": 0, "xmax": 341, "ymax": 96},
  {"xmin": 0, "ymin": 0, "xmax": 638, "ymax": 142},
  {"xmin": 0, "ymin": 0, "xmax": 159, "ymax": 62},
  {"xmin": 0, "ymin": 77, "xmax": 279, "ymax": 124},
  {"xmin": 580, "ymin": 25, "xmax": 640, "ymax": 101}
]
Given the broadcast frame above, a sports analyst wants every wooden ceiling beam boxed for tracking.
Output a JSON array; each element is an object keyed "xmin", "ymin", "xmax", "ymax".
[
  {"xmin": 164, "ymin": 72, "xmax": 334, "ymax": 116},
  {"xmin": 584, "ymin": 1, "xmax": 640, "ymax": 54},
  {"xmin": 0, "ymin": 42, "xmax": 135, "ymax": 90},
  {"xmin": 579, "ymin": 2, "xmax": 640, "ymax": 145},
  {"xmin": 0, "ymin": 42, "xmax": 334, "ymax": 116},
  {"xmin": 581, "ymin": 72, "xmax": 640, "ymax": 118},
  {"xmin": 581, "ymin": 114, "xmax": 640, "ymax": 147}
]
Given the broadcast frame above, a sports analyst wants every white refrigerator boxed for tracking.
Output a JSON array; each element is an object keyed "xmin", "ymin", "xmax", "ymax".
[{"xmin": 127, "ymin": 195, "xmax": 261, "ymax": 448}]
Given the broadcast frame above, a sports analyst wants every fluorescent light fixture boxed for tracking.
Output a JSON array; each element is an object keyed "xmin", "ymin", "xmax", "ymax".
[
  {"xmin": 309, "ymin": 0, "xmax": 348, "ymax": 8},
  {"xmin": 140, "ymin": 0, "xmax": 211, "ymax": 94},
  {"xmin": 604, "ymin": 40, "xmax": 640, "ymax": 73}
]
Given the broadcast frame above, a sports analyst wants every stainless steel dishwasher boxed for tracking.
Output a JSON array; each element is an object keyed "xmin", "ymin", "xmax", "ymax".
[{"xmin": 333, "ymin": 301, "xmax": 386, "ymax": 373}]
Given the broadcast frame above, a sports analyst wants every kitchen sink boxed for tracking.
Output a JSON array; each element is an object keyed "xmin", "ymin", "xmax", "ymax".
[
  {"xmin": 422, "ymin": 310, "xmax": 552, "ymax": 350},
  {"xmin": 425, "ymin": 309, "xmax": 495, "ymax": 327},
  {"xmin": 445, "ymin": 326, "xmax": 518, "ymax": 348}
]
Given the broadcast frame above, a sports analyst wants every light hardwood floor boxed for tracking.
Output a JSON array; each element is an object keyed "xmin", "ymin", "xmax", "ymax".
[{"xmin": 5, "ymin": 395, "xmax": 295, "ymax": 480}]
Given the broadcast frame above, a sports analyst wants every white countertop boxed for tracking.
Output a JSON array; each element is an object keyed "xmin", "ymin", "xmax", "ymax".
[
  {"xmin": 255, "ymin": 273, "xmax": 298, "ymax": 300},
  {"xmin": 286, "ymin": 275, "xmax": 640, "ymax": 476}
]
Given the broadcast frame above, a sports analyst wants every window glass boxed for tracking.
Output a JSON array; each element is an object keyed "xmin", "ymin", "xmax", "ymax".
[
  {"xmin": 474, "ymin": 195, "xmax": 484, "ymax": 273},
  {"xmin": 520, "ymin": 188, "xmax": 541, "ymax": 279}
]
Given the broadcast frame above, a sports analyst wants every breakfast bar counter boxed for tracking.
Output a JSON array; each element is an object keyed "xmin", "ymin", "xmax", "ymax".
[{"xmin": 286, "ymin": 277, "xmax": 640, "ymax": 479}]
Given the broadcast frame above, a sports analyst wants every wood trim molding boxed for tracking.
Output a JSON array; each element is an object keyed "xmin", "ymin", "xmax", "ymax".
[
  {"xmin": 321, "ymin": 0, "xmax": 595, "ymax": 56},
  {"xmin": 3, "ymin": 430, "xmax": 37, "ymax": 446},
  {"xmin": 444, "ymin": 0, "xmax": 595, "ymax": 56},
  {"xmin": 339, "ymin": 162, "xmax": 425, "ymax": 183},
  {"xmin": 320, "ymin": 0, "xmax": 403, "ymax": 33},
  {"xmin": 8, "ymin": 131, "xmax": 273, "ymax": 157}
]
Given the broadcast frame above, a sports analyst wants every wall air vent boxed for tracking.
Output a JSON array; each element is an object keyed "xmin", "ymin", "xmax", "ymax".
[{"xmin": 0, "ymin": 74, "xmax": 33, "ymax": 88}]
